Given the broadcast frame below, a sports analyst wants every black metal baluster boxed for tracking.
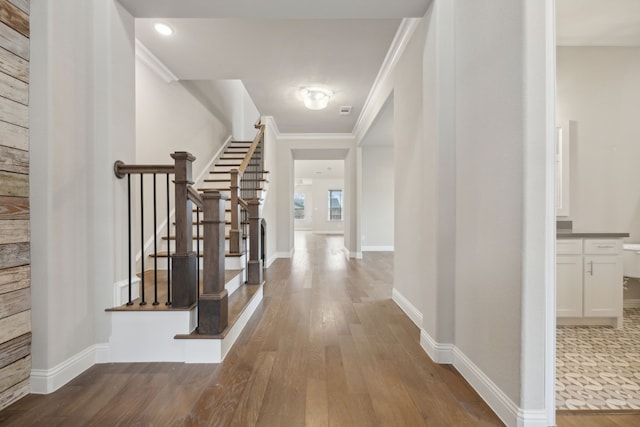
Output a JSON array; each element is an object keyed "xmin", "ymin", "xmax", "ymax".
[
  {"xmin": 153, "ymin": 174, "xmax": 159, "ymax": 306},
  {"xmin": 127, "ymin": 174, "xmax": 133, "ymax": 306},
  {"xmin": 140, "ymin": 173, "xmax": 147, "ymax": 306},
  {"xmin": 166, "ymin": 173, "xmax": 171, "ymax": 306}
]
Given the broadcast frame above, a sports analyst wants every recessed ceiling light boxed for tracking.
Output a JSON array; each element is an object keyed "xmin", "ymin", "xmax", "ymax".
[{"xmin": 154, "ymin": 22, "xmax": 174, "ymax": 36}]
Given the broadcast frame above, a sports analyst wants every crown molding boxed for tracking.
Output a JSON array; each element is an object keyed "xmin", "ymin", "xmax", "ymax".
[
  {"xmin": 353, "ymin": 18, "xmax": 421, "ymax": 144},
  {"xmin": 135, "ymin": 39, "xmax": 178, "ymax": 83},
  {"xmin": 261, "ymin": 116, "xmax": 281, "ymax": 138},
  {"xmin": 277, "ymin": 133, "xmax": 355, "ymax": 141}
]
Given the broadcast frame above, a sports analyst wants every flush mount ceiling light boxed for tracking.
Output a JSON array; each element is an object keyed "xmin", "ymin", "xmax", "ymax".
[
  {"xmin": 301, "ymin": 87, "xmax": 333, "ymax": 110},
  {"xmin": 154, "ymin": 22, "xmax": 174, "ymax": 36}
]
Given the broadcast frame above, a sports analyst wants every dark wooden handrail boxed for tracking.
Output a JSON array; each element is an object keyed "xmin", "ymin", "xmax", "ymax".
[
  {"xmin": 237, "ymin": 124, "xmax": 265, "ymax": 175},
  {"xmin": 187, "ymin": 186, "xmax": 204, "ymax": 210},
  {"xmin": 113, "ymin": 160, "xmax": 175, "ymax": 179}
]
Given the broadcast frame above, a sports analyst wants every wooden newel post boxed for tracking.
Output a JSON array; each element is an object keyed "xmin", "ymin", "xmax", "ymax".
[
  {"xmin": 229, "ymin": 169, "xmax": 242, "ymax": 254},
  {"xmin": 171, "ymin": 152, "xmax": 197, "ymax": 308},
  {"xmin": 247, "ymin": 198, "xmax": 263, "ymax": 285},
  {"xmin": 199, "ymin": 190, "xmax": 228, "ymax": 334}
]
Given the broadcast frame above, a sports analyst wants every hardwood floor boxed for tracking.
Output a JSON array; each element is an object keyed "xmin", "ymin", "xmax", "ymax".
[{"xmin": 0, "ymin": 231, "xmax": 636, "ymax": 426}]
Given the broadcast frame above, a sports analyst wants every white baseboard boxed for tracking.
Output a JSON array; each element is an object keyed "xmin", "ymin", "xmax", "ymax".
[
  {"xmin": 452, "ymin": 347, "xmax": 518, "ymax": 427},
  {"xmin": 419, "ymin": 329, "xmax": 454, "ymax": 364},
  {"xmin": 516, "ymin": 408, "xmax": 549, "ymax": 427},
  {"xmin": 391, "ymin": 288, "xmax": 423, "ymax": 327},
  {"xmin": 275, "ymin": 250, "xmax": 294, "ymax": 259},
  {"xmin": 313, "ymin": 231, "xmax": 344, "ymax": 235},
  {"xmin": 624, "ymin": 298, "xmax": 640, "ymax": 309},
  {"xmin": 362, "ymin": 245, "xmax": 394, "ymax": 252},
  {"xmin": 30, "ymin": 343, "xmax": 109, "ymax": 394},
  {"xmin": 265, "ymin": 253, "xmax": 278, "ymax": 268},
  {"xmin": 343, "ymin": 247, "xmax": 362, "ymax": 260}
]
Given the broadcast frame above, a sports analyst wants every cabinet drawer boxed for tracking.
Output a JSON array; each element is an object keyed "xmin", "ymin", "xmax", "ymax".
[
  {"xmin": 557, "ymin": 239, "xmax": 582, "ymax": 255},
  {"xmin": 584, "ymin": 239, "xmax": 621, "ymax": 255}
]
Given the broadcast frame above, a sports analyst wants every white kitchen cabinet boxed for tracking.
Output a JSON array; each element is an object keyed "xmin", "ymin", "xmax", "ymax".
[
  {"xmin": 556, "ymin": 238, "xmax": 623, "ymax": 327},
  {"xmin": 556, "ymin": 254, "xmax": 583, "ymax": 317},
  {"xmin": 583, "ymin": 255, "xmax": 622, "ymax": 318}
]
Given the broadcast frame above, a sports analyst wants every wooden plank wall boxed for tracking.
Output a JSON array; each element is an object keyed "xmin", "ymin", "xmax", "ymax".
[{"xmin": 0, "ymin": 0, "xmax": 30, "ymax": 411}]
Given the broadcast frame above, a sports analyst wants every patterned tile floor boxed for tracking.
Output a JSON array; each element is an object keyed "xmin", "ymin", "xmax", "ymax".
[{"xmin": 556, "ymin": 308, "xmax": 640, "ymax": 410}]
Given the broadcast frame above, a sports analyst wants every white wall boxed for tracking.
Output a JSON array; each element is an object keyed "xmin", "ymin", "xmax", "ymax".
[
  {"xmin": 187, "ymin": 80, "xmax": 260, "ymax": 141},
  {"xmin": 30, "ymin": 0, "xmax": 136, "ymax": 374},
  {"xmin": 393, "ymin": 16, "xmax": 428, "ymax": 325},
  {"xmin": 382, "ymin": 1, "xmax": 553, "ymax": 423},
  {"xmin": 261, "ymin": 117, "xmax": 279, "ymax": 267},
  {"xmin": 136, "ymin": 58, "xmax": 229, "ymax": 177},
  {"xmin": 135, "ymin": 57, "xmax": 231, "ymax": 260},
  {"xmin": 362, "ymin": 147, "xmax": 394, "ymax": 250},
  {"xmin": 557, "ymin": 47, "xmax": 640, "ymax": 240},
  {"xmin": 455, "ymin": 0, "xmax": 524, "ymax": 406}
]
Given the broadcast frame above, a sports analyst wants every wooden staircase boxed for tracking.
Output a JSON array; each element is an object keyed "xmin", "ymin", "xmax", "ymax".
[{"xmin": 109, "ymin": 124, "xmax": 267, "ymax": 363}]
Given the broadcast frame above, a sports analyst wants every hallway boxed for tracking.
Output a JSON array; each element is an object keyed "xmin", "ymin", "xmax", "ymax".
[{"xmin": 0, "ymin": 232, "xmax": 501, "ymax": 426}]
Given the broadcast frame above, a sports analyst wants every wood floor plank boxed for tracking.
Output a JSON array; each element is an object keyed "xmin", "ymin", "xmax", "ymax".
[{"xmin": 228, "ymin": 351, "xmax": 276, "ymax": 427}]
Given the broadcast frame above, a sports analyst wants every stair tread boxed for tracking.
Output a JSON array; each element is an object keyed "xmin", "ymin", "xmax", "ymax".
[
  {"xmin": 210, "ymin": 170, "xmax": 269, "ymax": 174},
  {"xmin": 151, "ymin": 250, "xmax": 247, "ymax": 258},
  {"xmin": 105, "ymin": 268, "xmax": 245, "ymax": 312},
  {"xmin": 175, "ymin": 282, "xmax": 263, "ymax": 339},
  {"xmin": 198, "ymin": 187, "xmax": 264, "ymax": 193},
  {"xmin": 161, "ymin": 234, "xmax": 246, "ymax": 241}
]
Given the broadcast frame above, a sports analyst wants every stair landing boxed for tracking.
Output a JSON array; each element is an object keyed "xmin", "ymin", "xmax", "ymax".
[{"xmin": 106, "ymin": 269, "xmax": 263, "ymax": 363}]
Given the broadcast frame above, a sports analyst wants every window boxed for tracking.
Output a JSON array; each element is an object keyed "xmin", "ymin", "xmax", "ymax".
[
  {"xmin": 293, "ymin": 193, "xmax": 305, "ymax": 219},
  {"xmin": 328, "ymin": 189, "xmax": 342, "ymax": 221}
]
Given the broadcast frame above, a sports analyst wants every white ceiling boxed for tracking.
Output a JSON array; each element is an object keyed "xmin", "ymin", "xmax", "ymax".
[
  {"xmin": 118, "ymin": 0, "xmax": 429, "ymax": 19},
  {"xmin": 294, "ymin": 160, "xmax": 345, "ymax": 181},
  {"xmin": 121, "ymin": 0, "xmax": 429, "ymax": 135},
  {"xmin": 135, "ymin": 18, "xmax": 401, "ymax": 133},
  {"xmin": 556, "ymin": 0, "xmax": 640, "ymax": 46}
]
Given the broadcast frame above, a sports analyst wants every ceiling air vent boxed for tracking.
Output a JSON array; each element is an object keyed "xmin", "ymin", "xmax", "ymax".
[{"xmin": 339, "ymin": 106, "xmax": 352, "ymax": 116}]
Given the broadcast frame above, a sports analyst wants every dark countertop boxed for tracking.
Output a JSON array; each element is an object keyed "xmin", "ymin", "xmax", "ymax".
[{"xmin": 556, "ymin": 230, "xmax": 630, "ymax": 238}]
